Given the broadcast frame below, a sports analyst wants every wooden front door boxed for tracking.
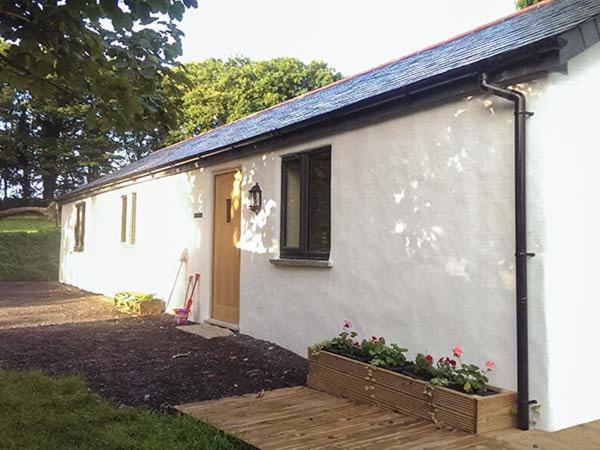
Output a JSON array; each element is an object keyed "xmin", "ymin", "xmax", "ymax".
[{"xmin": 211, "ymin": 170, "xmax": 241, "ymax": 325}]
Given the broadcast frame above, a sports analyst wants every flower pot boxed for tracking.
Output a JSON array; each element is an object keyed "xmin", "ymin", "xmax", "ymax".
[
  {"xmin": 136, "ymin": 299, "xmax": 164, "ymax": 316},
  {"xmin": 307, "ymin": 349, "xmax": 516, "ymax": 434}
]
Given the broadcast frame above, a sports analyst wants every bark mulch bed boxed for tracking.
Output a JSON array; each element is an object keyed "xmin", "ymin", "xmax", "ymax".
[
  {"xmin": 0, "ymin": 283, "xmax": 307, "ymax": 411},
  {"xmin": 0, "ymin": 282, "xmax": 128, "ymax": 329}
]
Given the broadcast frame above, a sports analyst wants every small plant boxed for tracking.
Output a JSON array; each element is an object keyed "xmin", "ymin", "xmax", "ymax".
[
  {"xmin": 326, "ymin": 320, "xmax": 362, "ymax": 355},
  {"xmin": 414, "ymin": 353, "xmax": 434, "ymax": 377},
  {"xmin": 428, "ymin": 346, "xmax": 494, "ymax": 394},
  {"xmin": 530, "ymin": 402, "xmax": 542, "ymax": 427},
  {"xmin": 309, "ymin": 340, "xmax": 331, "ymax": 357},
  {"xmin": 423, "ymin": 346, "xmax": 495, "ymax": 426},
  {"xmin": 361, "ymin": 336, "xmax": 407, "ymax": 368},
  {"xmin": 113, "ymin": 291, "xmax": 156, "ymax": 313}
]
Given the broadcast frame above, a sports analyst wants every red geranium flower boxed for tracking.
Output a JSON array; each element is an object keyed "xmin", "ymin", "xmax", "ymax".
[
  {"xmin": 343, "ymin": 320, "xmax": 352, "ymax": 329},
  {"xmin": 439, "ymin": 357, "xmax": 457, "ymax": 367},
  {"xmin": 424, "ymin": 354, "xmax": 433, "ymax": 364},
  {"xmin": 485, "ymin": 360, "xmax": 495, "ymax": 370}
]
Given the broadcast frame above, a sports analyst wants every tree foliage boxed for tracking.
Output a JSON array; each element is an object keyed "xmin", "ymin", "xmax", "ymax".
[
  {"xmin": 170, "ymin": 57, "xmax": 343, "ymax": 141},
  {"xmin": 515, "ymin": 0, "xmax": 544, "ymax": 9},
  {"xmin": 0, "ymin": 0, "xmax": 196, "ymax": 130},
  {"xmin": 0, "ymin": 55, "xmax": 341, "ymax": 200}
]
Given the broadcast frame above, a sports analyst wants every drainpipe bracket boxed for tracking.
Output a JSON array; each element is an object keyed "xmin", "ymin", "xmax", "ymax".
[
  {"xmin": 515, "ymin": 251, "xmax": 536, "ymax": 257},
  {"xmin": 515, "ymin": 111, "xmax": 535, "ymax": 117},
  {"xmin": 518, "ymin": 399, "xmax": 538, "ymax": 408}
]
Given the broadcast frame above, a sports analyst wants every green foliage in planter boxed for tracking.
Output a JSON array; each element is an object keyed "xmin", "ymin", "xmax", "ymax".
[
  {"xmin": 414, "ymin": 353, "xmax": 434, "ymax": 377},
  {"xmin": 314, "ymin": 321, "xmax": 407, "ymax": 367},
  {"xmin": 426, "ymin": 348, "xmax": 495, "ymax": 395},
  {"xmin": 314, "ymin": 322, "xmax": 496, "ymax": 396},
  {"xmin": 113, "ymin": 291, "xmax": 156, "ymax": 313},
  {"xmin": 361, "ymin": 336, "xmax": 407, "ymax": 367}
]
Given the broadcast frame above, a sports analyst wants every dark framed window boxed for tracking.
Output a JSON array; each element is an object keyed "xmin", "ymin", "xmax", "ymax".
[
  {"xmin": 74, "ymin": 202, "xmax": 86, "ymax": 252},
  {"xmin": 280, "ymin": 147, "xmax": 331, "ymax": 260}
]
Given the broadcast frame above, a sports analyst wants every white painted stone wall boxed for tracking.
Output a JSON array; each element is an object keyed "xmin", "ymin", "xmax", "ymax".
[
  {"xmin": 59, "ymin": 42, "xmax": 600, "ymax": 432},
  {"xmin": 527, "ymin": 41, "xmax": 600, "ymax": 431}
]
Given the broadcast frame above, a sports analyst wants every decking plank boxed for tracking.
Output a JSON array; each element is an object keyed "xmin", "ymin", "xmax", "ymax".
[{"xmin": 178, "ymin": 386, "xmax": 600, "ymax": 450}]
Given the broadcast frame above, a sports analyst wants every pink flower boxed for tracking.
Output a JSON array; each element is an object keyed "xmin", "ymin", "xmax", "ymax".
[
  {"xmin": 352, "ymin": 341, "xmax": 360, "ymax": 349},
  {"xmin": 452, "ymin": 346, "xmax": 464, "ymax": 358},
  {"xmin": 343, "ymin": 320, "xmax": 352, "ymax": 329},
  {"xmin": 485, "ymin": 360, "xmax": 495, "ymax": 370},
  {"xmin": 371, "ymin": 336, "xmax": 378, "ymax": 341},
  {"xmin": 424, "ymin": 354, "xmax": 433, "ymax": 364}
]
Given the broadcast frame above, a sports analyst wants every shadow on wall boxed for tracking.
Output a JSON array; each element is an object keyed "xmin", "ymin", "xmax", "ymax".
[
  {"xmin": 239, "ymin": 152, "xmax": 279, "ymax": 255},
  {"xmin": 384, "ymin": 89, "xmax": 539, "ymax": 291}
]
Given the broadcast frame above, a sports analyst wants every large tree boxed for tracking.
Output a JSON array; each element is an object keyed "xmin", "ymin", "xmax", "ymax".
[
  {"xmin": 0, "ymin": 55, "xmax": 342, "ymax": 199},
  {"xmin": 169, "ymin": 57, "xmax": 343, "ymax": 142},
  {"xmin": 0, "ymin": 1, "xmax": 196, "ymax": 198},
  {"xmin": 0, "ymin": 0, "xmax": 196, "ymax": 131}
]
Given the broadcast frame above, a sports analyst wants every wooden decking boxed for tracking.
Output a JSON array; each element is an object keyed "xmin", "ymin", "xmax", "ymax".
[{"xmin": 178, "ymin": 387, "xmax": 600, "ymax": 450}]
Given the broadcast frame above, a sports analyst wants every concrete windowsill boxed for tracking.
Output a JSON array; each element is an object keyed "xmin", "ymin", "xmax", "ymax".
[{"xmin": 269, "ymin": 258, "xmax": 333, "ymax": 268}]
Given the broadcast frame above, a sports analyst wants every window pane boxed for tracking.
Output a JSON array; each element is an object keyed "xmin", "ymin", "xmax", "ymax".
[
  {"xmin": 121, "ymin": 196, "xmax": 127, "ymax": 243},
  {"xmin": 130, "ymin": 193, "xmax": 137, "ymax": 245},
  {"xmin": 308, "ymin": 151, "xmax": 331, "ymax": 254},
  {"xmin": 284, "ymin": 160, "xmax": 301, "ymax": 248}
]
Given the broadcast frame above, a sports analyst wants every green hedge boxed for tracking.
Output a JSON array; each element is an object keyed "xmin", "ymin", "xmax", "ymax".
[{"xmin": 0, "ymin": 228, "xmax": 60, "ymax": 281}]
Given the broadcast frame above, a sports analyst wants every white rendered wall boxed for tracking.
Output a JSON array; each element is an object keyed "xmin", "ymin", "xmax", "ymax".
[
  {"xmin": 528, "ymin": 42, "xmax": 600, "ymax": 431},
  {"xmin": 60, "ymin": 66, "xmax": 577, "ymax": 429}
]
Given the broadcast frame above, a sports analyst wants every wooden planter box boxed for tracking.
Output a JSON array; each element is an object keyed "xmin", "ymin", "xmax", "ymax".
[
  {"xmin": 137, "ymin": 299, "xmax": 164, "ymax": 316},
  {"xmin": 307, "ymin": 350, "xmax": 516, "ymax": 434}
]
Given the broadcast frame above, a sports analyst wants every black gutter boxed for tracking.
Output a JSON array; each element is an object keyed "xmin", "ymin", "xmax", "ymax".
[{"xmin": 480, "ymin": 73, "xmax": 535, "ymax": 431}]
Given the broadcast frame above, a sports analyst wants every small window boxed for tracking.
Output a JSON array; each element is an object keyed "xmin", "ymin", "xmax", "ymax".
[
  {"xmin": 281, "ymin": 147, "xmax": 331, "ymax": 260},
  {"xmin": 130, "ymin": 192, "xmax": 137, "ymax": 245},
  {"xmin": 120, "ymin": 193, "xmax": 137, "ymax": 245},
  {"xmin": 74, "ymin": 202, "xmax": 86, "ymax": 252},
  {"xmin": 120, "ymin": 195, "xmax": 127, "ymax": 243}
]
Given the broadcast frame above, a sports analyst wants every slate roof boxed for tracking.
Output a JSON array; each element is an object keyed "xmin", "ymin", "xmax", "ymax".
[{"xmin": 69, "ymin": 0, "xmax": 600, "ymax": 197}]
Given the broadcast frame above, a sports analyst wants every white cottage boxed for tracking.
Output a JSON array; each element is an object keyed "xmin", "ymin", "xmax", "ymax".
[{"xmin": 59, "ymin": 0, "xmax": 600, "ymax": 432}]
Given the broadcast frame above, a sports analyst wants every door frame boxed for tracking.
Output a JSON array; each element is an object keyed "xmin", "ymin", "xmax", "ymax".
[{"xmin": 210, "ymin": 167, "xmax": 242, "ymax": 328}]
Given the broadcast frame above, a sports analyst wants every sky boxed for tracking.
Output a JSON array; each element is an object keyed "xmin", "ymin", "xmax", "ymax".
[{"xmin": 179, "ymin": 0, "xmax": 518, "ymax": 77}]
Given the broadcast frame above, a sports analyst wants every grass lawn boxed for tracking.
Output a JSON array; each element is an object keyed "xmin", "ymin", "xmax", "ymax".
[
  {"xmin": 0, "ymin": 370, "xmax": 251, "ymax": 450},
  {"xmin": 0, "ymin": 215, "xmax": 60, "ymax": 281}
]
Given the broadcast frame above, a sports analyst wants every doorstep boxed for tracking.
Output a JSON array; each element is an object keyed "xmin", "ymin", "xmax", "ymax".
[
  {"xmin": 176, "ymin": 323, "xmax": 234, "ymax": 339},
  {"xmin": 205, "ymin": 318, "xmax": 239, "ymax": 331}
]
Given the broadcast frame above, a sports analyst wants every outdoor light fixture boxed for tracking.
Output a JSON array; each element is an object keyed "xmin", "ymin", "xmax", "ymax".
[{"xmin": 249, "ymin": 182, "xmax": 262, "ymax": 213}]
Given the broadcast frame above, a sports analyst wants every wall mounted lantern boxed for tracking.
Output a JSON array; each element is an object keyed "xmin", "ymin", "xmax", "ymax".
[{"xmin": 249, "ymin": 182, "xmax": 262, "ymax": 214}]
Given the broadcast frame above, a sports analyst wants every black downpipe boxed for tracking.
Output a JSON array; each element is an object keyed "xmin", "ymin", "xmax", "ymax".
[{"xmin": 480, "ymin": 73, "xmax": 534, "ymax": 431}]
